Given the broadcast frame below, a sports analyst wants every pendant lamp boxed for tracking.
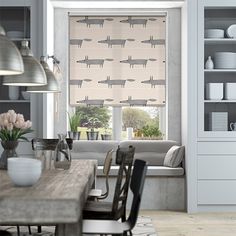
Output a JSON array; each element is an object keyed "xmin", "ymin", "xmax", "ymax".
[
  {"xmin": 3, "ymin": 40, "xmax": 47, "ymax": 86},
  {"xmin": 0, "ymin": 25, "xmax": 24, "ymax": 75},
  {"xmin": 27, "ymin": 56, "xmax": 60, "ymax": 93}
]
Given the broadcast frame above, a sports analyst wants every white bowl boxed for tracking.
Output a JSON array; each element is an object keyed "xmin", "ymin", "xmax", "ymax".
[
  {"xmin": 205, "ymin": 29, "xmax": 224, "ymax": 38},
  {"xmin": 7, "ymin": 158, "xmax": 42, "ymax": 187},
  {"xmin": 226, "ymin": 24, "xmax": 236, "ymax": 38},
  {"xmin": 21, "ymin": 91, "xmax": 30, "ymax": 100},
  {"xmin": 214, "ymin": 52, "xmax": 236, "ymax": 69}
]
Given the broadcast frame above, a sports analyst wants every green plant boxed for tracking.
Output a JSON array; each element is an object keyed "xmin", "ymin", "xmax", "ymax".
[
  {"xmin": 141, "ymin": 124, "xmax": 162, "ymax": 138},
  {"xmin": 0, "ymin": 110, "xmax": 33, "ymax": 141},
  {"xmin": 68, "ymin": 112, "xmax": 81, "ymax": 132}
]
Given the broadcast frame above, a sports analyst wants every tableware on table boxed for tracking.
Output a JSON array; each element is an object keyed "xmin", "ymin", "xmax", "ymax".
[
  {"xmin": 226, "ymin": 24, "xmax": 236, "ymax": 38},
  {"xmin": 205, "ymin": 29, "xmax": 224, "ymax": 38},
  {"xmin": 205, "ymin": 56, "xmax": 214, "ymax": 69},
  {"xmin": 230, "ymin": 122, "xmax": 236, "ymax": 131},
  {"xmin": 7, "ymin": 157, "xmax": 42, "ymax": 187},
  {"xmin": 21, "ymin": 91, "xmax": 30, "ymax": 100},
  {"xmin": 6, "ymin": 31, "xmax": 24, "ymax": 38},
  {"xmin": 214, "ymin": 52, "xmax": 236, "ymax": 69}
]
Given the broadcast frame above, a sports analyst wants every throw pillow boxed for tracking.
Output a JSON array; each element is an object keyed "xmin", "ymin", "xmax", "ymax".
[{"xmin": 164, "ymin": 145, "xmax": 185, "ymax": 168}]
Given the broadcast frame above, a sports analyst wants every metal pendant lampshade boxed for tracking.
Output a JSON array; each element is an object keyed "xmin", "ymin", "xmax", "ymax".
[
  {"xmin": 0, "ymin": 25, "xmax": 24, "ymax": 75},
  {"xmin": 3, "ymin": 40, "xmax": 47, "ymax": 86},
  {"xmin": 27, "ymin": 57, "xmax": 60, "ymax": 93}
]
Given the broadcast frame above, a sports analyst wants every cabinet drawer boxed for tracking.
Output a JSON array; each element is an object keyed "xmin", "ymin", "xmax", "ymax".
[
  {"xmin": 198, "ymin": 180, "xmax": 236, "ymax": 204},
  {"xmin": 198, "ymin": 142, "xmax": 236, "ymax": 155},
  {"xmin": 198, "ymin": 156, "xmax": 236, "ymax": 179}
]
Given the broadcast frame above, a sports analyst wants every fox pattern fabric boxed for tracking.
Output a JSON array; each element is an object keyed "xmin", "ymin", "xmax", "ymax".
[{"xmin": 69, "ymin": 16, "xmax": 166, "ymax": 106}]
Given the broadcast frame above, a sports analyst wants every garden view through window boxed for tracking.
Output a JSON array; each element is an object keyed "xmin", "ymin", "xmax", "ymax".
[{"xmin": 73, "ymin": 106, "xmax": 165, "ymax": 140}]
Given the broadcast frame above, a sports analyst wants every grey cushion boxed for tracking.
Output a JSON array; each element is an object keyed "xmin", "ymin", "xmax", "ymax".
[
  {"xmin": 164, "ymin": 146, "xmax": 185, "ymax": 167},
  {"xmin": 72, "ymin": 140, "xmax": 119, "ymax": 165},
  {"xmin": 120, "ymin": 140, "xmax": 178, "ymax": 166},
  {"xmin": 96, "ymin": 166, "xmax": 184, "ymax": 176}
]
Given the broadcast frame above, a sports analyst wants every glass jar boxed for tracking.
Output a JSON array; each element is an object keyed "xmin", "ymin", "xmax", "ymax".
[{"xmin": 54, "ymin": 134, "xmax": 71, "ymax": 170}]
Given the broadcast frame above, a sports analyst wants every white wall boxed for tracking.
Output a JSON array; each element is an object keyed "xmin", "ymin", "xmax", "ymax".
[{"xmin": 54, "ymin": 7, "xmax": 182, "ymax": 142}]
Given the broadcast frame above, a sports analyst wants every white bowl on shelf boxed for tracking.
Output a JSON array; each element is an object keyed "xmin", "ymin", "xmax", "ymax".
[
  {"xmin": 7, "ymin": 157, "xmax": 42, "ymax": 187},
  {"xmin": 21, "ymin": 91, "xmax": 30, "ymax": 100},
  {"xmin": 214, "ymin": 52, "xmax": 236, "ymax": 69},
  {"xmin": 226, "ymin": 24, "xmax": 236, "ymax": 38},
  {"xmin": 205, "ymin": 29, "xmax": 224, "ymax": 38},
  {"xmin": 6, "ymin": 31, "xmax": 24, "ymax": 38}
]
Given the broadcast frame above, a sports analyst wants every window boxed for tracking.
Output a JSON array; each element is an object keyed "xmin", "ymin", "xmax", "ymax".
[{"xmin": 69, "ymin": 15, "xmax": 166, "ymax": 139}]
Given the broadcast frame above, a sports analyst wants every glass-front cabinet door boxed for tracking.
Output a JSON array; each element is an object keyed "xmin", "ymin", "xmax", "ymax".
[{"xmin": 198, "ymin": 0, "xmax": 236, "ymax": 138}]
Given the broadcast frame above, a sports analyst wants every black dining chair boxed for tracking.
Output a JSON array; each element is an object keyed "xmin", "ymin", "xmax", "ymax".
[
  {"xmin": 83, "ymin": 159, "xmax": 147, "ymax": 235},
  {"xmin": 83, "ymin": 145, "xmax": 135, "ymax": 222},
  {"xmin": 88, "ymin": 149, "xmax": 114, "ymax": 200}
]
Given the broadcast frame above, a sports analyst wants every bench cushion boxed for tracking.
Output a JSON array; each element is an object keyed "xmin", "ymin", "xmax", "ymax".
[
  {"xmin": 96, "ymin": 166, "xmax": 184, "ymax": 177},
  {"xmin": 120, "ymin": 140, "xmax": 178, "ymax": 166}
]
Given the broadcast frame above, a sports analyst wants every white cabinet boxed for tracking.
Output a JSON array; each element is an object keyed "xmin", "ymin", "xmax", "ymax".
[
  {"xmin": 195, "ymin": 0, "xmax": 236, "ymax": 211},
  {"xmin": 198, "ymin": 0, "xmax": 236, "ymax": 138}
]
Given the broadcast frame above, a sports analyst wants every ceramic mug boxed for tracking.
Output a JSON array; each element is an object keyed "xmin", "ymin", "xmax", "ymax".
[{"xmin": 230, "ymin": 122, "xmax": 236, "ymax": 131}]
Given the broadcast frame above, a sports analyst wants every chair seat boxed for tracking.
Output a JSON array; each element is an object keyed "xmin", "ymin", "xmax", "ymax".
[
  {"xmin": 83, "ymin": 220, "xmax": 130, "ymax": 234},
  {"xmin": 88, "ymin": 189, "xmax": 102, "ymax": 197},
  {"xmin": 83, "ymin": 201, "xmax": 123, "ymax": 220}
]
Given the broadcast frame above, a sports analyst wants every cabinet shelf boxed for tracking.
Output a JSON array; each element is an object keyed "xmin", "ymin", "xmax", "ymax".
[
  {"xmin": 10, "ymin": 38, "xmax": 31, "ymax": 42},
  {"xmin": 205, "ymin": 38, "xmax": 236, "ymax": 44},
  {"xmin": 204, "ymin": 69, "xmax": 236, "ymax": 72},
  {"xmin": 204, "ymin": 100, "xmax": 236, "ymax": 103},
  {"xmin": 0, "ymin": 100, "xmax": 30, "ymax": 103}
]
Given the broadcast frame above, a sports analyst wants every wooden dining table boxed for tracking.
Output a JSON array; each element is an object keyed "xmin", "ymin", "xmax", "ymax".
[{"xmin": 0, "ymin": 159, "xmax": 97, "ymax": 236}]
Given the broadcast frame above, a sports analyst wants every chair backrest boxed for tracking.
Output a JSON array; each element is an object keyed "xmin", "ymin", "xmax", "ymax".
[
  {"xmin": 127, "ymin": 159, "xmax": 147, "ymax": 230},
  {"xmin": 32, "ymin": 138, "xmax": 73, "ymax": 151},
  {"xmin": 99, "ymin": 149, "xmax": 114, "ymax": 200},
  {"xmin": 103, "ymin": 149, "xmax": 114, "ymax": 175},
  {"xmin": 111, "ymin": 145, "xmax": 135, "ymax": 218}
]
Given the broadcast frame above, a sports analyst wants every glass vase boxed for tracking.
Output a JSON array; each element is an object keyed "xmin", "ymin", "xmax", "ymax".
[
  {"xmin": 54, "ymin": 134, "xmax": 71, "ymax": 170},
  {"xmin": 0, "ymin": 141, "xmax": 18, "ymax": 170}
]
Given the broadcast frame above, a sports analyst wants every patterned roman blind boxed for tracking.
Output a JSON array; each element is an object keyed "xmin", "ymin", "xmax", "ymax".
[{"xmin": 69, "ymin": 15, "xmax": 166, "ymax": 107}]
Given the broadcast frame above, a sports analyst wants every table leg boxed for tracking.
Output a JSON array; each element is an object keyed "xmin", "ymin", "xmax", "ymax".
[{"xmin": 55, "ymin": 217, "xmax": 82, "ymax": 236}]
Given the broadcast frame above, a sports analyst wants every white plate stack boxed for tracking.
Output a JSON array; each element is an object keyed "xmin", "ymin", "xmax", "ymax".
[
  {"xmin": 214, "ymin": 52, "xmax": 236, "ymax": 69},
  {"xmin": 209, "ymin": 112, "xmax": 228, "ymax": 131}
]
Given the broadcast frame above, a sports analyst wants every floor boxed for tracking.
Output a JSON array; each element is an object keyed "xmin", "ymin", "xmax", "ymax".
[{"xmin": 141, "ymin": 210, "xmax": 236, "ymax": 236}]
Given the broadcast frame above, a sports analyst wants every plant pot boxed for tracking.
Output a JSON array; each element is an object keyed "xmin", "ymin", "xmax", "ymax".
[
  {"xmin": 86, "ymin": 131, "xmax": 99, "ymax": 140},
  {"xmin": 101, "ymin": 134, "xmax": 112, "ymax": 140},
  {"xmin": 68, "ymin": 131, "xmax": 81, "ymax": 140},
  {"xmin": 0, "ymin": 141, "xmax": 18, "ymax": 170}
]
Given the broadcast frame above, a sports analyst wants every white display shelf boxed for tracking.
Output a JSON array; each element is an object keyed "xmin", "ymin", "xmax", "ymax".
[
  {"xmin": 10, "ymin": 38, "xmax": 31, "ymax": 41},
  {"xmin": 204, "ymin": 100, "xmax": 236, "ymax": 103},
  {"xmin": 204, "ymin": 69, "xmax": 236, "ymax": 72},
  {"xmin": 205, "ymin": 38, "xmax": 236, "ymax": 44}
]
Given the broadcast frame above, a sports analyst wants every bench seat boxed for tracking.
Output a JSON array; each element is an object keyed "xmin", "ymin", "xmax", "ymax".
[{"xmin": 96, "ymin": 166, "xmax": 184, "ymax": 177}]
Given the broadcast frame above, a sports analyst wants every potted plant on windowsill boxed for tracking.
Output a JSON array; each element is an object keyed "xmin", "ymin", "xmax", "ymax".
[
  {"xmin": 86, "ymin": 117, "xmax": 101, "ymax": 140},
  {"xmin": 101, "ymin": 123, "xmax": 112, "ymax": 140},
  {"xmin": 67, "ymin": 112, "xmax": 81, "ymax": 140}
]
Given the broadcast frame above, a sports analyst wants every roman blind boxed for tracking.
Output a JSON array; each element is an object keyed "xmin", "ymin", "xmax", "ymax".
[{"xmin": 69, "ymin": 15, "xmax": 166, "ymax": 107}]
